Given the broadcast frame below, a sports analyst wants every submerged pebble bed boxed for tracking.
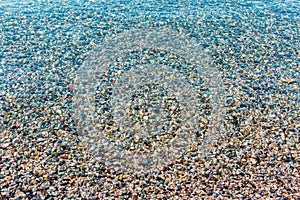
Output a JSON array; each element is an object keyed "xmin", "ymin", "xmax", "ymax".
[{"xmin": 0, "ymin": 0, "xmax": 299, "ymax": 199}]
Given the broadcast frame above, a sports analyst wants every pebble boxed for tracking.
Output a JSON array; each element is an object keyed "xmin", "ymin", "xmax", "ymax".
[{"xmin": 0, "ymin": 0, "xmax": 299, "ymax": 199}]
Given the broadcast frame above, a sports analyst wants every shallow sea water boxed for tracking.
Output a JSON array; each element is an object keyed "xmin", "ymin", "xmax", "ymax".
[{"xmin": 0, "ymin": 0, "xmax": 299, "ymax": 198}]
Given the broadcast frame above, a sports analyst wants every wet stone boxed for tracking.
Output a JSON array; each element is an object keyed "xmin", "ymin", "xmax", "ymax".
[{"xmin": 0, "ymin": 0, "xmax": 299, "ymax": 199}]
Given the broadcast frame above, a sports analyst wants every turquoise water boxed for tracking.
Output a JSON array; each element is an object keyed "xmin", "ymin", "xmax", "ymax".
[
  {"xmin": 1, "ymin": 0, "xmax": 299, "ymax": 167},
  {"xmin": 0, "ymin": 0, "xmax": 299, "ymax": 198},
  {"xmin": 1, "ymin": 0, "xmax": 299, "ymax": 75},
  {"xmin": 1, "ymin": 0, "xmax": 299, "ymax": 126}
]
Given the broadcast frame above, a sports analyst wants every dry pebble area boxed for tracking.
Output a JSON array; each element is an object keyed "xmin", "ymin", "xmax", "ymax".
[{"xmin": 0, "ymin": 0, "xmax": 299, "ymax": 199}]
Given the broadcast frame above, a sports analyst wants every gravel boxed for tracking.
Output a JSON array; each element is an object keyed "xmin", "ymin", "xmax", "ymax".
[{"xmin": 0, "ymin": 0, "xmax": 299, "ymax": 199}]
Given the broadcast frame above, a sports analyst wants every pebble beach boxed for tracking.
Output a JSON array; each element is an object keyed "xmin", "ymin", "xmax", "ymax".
[{"xmin": 0, "ymin": 0, "xmax": 299, "ymax": 199}]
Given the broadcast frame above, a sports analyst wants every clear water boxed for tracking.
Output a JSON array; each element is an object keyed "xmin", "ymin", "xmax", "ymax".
[
  {"xmin": 0, "ymin": 0, "xmax": 299, "ymax": 173},
  {"xmin": 73, "ymin": 26, "xmax": 225, "ymax": 171}
]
